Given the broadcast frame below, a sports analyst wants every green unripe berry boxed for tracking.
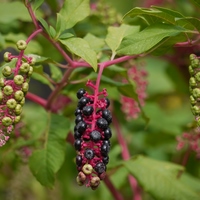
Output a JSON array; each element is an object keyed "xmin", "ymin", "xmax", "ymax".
[
  {"xmin": 2, "ymin": 116, "xmax": 12, "ymax": 127},
  {"xmin": 77, "ymin": 171, "xmax": 86, "ymax": 183},
  {"xmin": 82, "ymin": 164, "xmax": 93, "ymax": 175},
  {"xmin": 191, "ymin": 58, "xmax": 199, "ymax": 68},
  {"xmin": 190, "ymin": 95, "xmax": 197, "ymax": 105},
  {"xmin": 3, "ymin": 52, "xmax": 11, "ymax": 62},
  {"xmin": 3, "ymin": 85, "xmax": 13, "ymax": 96},
  {"xmin": 15, "ymin": 104, "xmax": 22, "ymax": 115},
  {"xmin": 188, "ymin": 65, "xmax": 195, "ymax": 75},
  {"xmin": 90, "ymin": 177, "xmax": 100, "ymax": 188},
  {"xmin": 195, "ymin": 72, "xmax": 200, "ymax": 81},
  {"xmin": 0, "ymin": 91, "xmax": 3, "ymax": 102},
  {"xmin": 20, "ymin": 97, "xmax": 25, "ymax": 105},
  {"xmin": 14, "ymin": 90, "xmax": 24, "ymax": 101},
  {"xmin": 192, "ymin": 105, "xmax": 200, "ymax": 115},
  {"xmin": 76, "ymin": 176, "xmax": 84, "ymax": 186},
  {"xmin": 29, "ymin": 57, "xmax": 36, "ymax": 65},
  {"xmin": 20, "ymin": 63, "xmax": 30, "ymax": 73},
  {"xmin": 6, "ymin": 98, "xmax": 17, "ymax": 109},
  {"xmin": 28, "ymin": 66, "xmax": 33, "ymax": 77},
  {"xmin": 0, "ymin": 78, "xmax": 5, "ymax": 87},
  {"xmin": 22, "ymin": 82, "xmax": 29, "ymax": 93},
  {"xmin": 14, "ymin": 116, "xmax": 21, "ymax": 124},
  {"xmin": 14, "ymin": 75, "xmax": 24, "ymax": 85},
  {"xmin": 2, "ymin": 66, "xmax": 12, "ymax": 77},
  {"xmin": 189, "ymin": 77, "xmax": 197, "ymax": 87},
  {"xmin": 192, "ymin": 88, "xmax": 200, "ymax": 98},
  {"xmin": 16, "ymin": 40, "xmax": 27, "ymax": 50},
  {"xmin": 190, "ymin": 54, "xmax": 197, "ymax": 61}
]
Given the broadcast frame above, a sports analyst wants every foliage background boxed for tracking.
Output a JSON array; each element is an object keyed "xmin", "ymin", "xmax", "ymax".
[{"xmin": 0, "ymin": 0, "xmax": 200, "ymax": 200}]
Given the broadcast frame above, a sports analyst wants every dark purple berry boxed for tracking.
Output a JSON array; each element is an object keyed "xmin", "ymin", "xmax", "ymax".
[
  {"xmin": 90, "ymin": 130, "xmax": 101, "ymax": 142},
  {"xmin": 101, "ymin": 144, "xmax": 110, "ymax": 156},
  {"xmin": 75, "ymin": 115, "xmax": 83, "ymax": 124},
  {"xmin": 84, "ymin": 149, "xmax": 95, "ymax": 160},
  {"xmin": 94, "ymin": 162, "xmax": 106, "ymax": 174},
  {"xmin": 104, "ymin": 98, "xmax": 110, "ymax": 108},
  {"xmin": 76, "ymin": 155, "xmax": 82, "ymax": 166},
  {"xmin": 104, "ymin": 128, "xmax": 112, "ymax": 140},
  {"xmin": 74, "ymin": 131, "xmax": 82, "ymax": 139},
  {"xmin": 96, "ymin": 118, "xmax": 108, "ymax": 130},
  {"xmin": 77, "ymin": 88, "xmax": 86, "ymax": 99},
  {"xmin": 78, "ymin": 97, "xmax": 89, "ymax": 108},
  {"xmin": 74, "ymin": 139, "xmax": 82, "ymax": 151},
  {"xmin": 103, "ymin": 140, "xmax": 111, "ymax": 147},
  {"xmin": 102, "ymin": 156, "xmax": 109, "ymax": 165},
  {"xmin": 75, "ymin": 108, "xmax": 82, "ymax": 116},
  {"xmin": 82, "ymin": 105, "xmax": 94, "ymax": 116},
  {"xmin": 76, "ymin": 121, "xmax": 87, "ymax": 134},
  {"xmin": 102, "ymin": 109, "xmax": 112, "ymax": 124}
]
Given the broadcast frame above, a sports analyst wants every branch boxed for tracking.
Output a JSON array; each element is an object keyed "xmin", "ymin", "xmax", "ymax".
[
  {"xmin": 26, "ymin": 92, "xmax": 47, "ymax": 108},
  {"xmin": 113, "ymin": 116, "xmax": 142, "ymax": 200}
]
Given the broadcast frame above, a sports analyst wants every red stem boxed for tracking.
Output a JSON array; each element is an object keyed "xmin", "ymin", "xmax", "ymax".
[
  {"xmin": 26, "ymin": 92, "xmax": 47, "ymax": 107},
  {"xmin": 113, "ymin": 116, "xmax": 142, "ymax": 200}
]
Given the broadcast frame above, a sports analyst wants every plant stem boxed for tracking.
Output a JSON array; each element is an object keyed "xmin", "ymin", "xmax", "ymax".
[
  {"xmin": 104, "ymin": 175, "xmax": 124, "ymax": 200},
  {"xmin": 113, "ymin": 116, "xmax": 142, "ymax": 200},
  {"xmin": 26, "ymin": 92, "xmax": 47, "ymax": 107},
  {"xmin": 45, "ymin": 68, "xmax": 74, "ymax": 110}
]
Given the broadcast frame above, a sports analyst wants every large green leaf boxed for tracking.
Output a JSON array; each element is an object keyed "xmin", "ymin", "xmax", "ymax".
[
  {"xmin": 29, "ymin": 114, "xmax": 70, "ymax": 188},
  {"xmin": 123, "ymin": 7, "xmax": 176, "ymax": 25},
  {"xmin": 59, "ymin": 37, "xmax": 97, "ymax": 71},
  {"xmin": 0, "ymin": 2, "xmax": 31, "ymax": 23},
  {"xmin": 117, "ymin": 24, "xmax": 186, "ymax": 55},
  {"xmin": 105, "ymin": 24, "xmax": 140, "ymax": 58},
  {"xmin": 56, "ymin": 0, "xmax": 90, "ymax": 34},
  {"xmin": 124, "ymin": 156, "xmax": 200, "ymax": 200}
]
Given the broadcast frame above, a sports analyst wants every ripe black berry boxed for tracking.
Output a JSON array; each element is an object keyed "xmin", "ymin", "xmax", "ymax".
[
  {"xmin": 76, "ymin": 121, "xmax": 87, "ymax": 134},
  {"xmin": 76, "ymin": 155, "xmax": 82, "ymax": 166},
  {"xmin": 84, "ymin": 149, "xmax": 95, "ymax": 160},
  {"xmin": 94, "ymin": 162, "xmax": 106, "ymax": 174},
  {"xmin": 104, "ymin": 98, "xmax": 110, "ymax": 108},
  {"xmin": 101, "ymin": 144, "xmax": 110, "ymax": 157},
  {"xmin": 104, "ymin": 128, "xmax": 112, "ymax": 140},
  {"xmin": 96, "ymin": 118, "xmax": 108, "ymax": 130},
  {"xmin": 103, "ymin": 140, "xmax": 111, "ymax": 147},
  {"xmin": 78, "ymin": 97, "xmax": 89, "ymax": 108},
  {"xmin": 75, "ymin": 115, "xmax": 83, "ymax": 124},
  {"xmin": 102, "ymin": 109, "xmax": 112, "ymax": 124},
  {"xmin": 82, "ymin": 105, "xmax": 94, "ymax": 116},
  {"xmin": 75, "ymin": 108, "xmax": 82, "ymax": 116},
  {"xmin": 77, "ymin": 88, "xmax": 86, "ymax": 99},
  {"xmin": 90, "ymin": 130, "xmax": 101, "ymax": 142},
  {"xmin": 74, "ymin": 131, "xmax": 82, "ymax": 139},
  {"xmin": 74, "ymin": 139, "xmax": 82, "ymax": 151},
  {"xmin": 102, "ymin": 156, "xmax": 109, "ymax": 165}
]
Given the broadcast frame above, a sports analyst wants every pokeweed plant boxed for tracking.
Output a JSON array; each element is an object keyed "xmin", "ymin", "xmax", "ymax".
[{"xmin": 1, "ymin": 0, "xmax": 200, "ymax": 199}]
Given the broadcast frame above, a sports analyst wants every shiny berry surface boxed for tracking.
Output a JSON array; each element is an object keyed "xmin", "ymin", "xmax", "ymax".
[
  {"xmin": 104, "ymin": 128, "xmax": 112, "ymax": 140},
  {"xmin": 82, "ymin": 105, "xmax": 94, "ymax": 116},
  {"xmin": 76, "ymin": 155, "xmax": 82, "ymax": 166},
  {"xmin": 96, "ymin": 118, "xmax": 108, "ymax": 130},
  {"xmin": 74, "ymin": 139, "xmax": 82, "ymax": 151},
  {"xmin": 75, "ymin": 115, "xmax": 83, "ymax": 124},
  {"xmin": 84, "ymin": 149, "xmax": 95, "ymax": 160},
  {"xmin": 90, "ymin": 130, "xmax": 101, "ymax": 142},
  {"xmin": 78, "ymin": 97, "xmax": 89, "ymax": 108},
  {"xmin": 76, "ymin": 121, "xmax": 87, "ymax": 133},
  {"xmin": 102, "ymin": 109, "xmax": 112, "ymax": 124},
  {"xmin": 77, "ymin": 88, "xmax": 86, "ymax": 99},
  {"xmin": 94, "ymin": 162, "xmax": 106, "ymax": 174}
]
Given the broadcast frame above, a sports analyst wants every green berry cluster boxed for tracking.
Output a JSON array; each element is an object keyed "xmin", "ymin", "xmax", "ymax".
[
  {"xmin": 0, "ymin": 40, "xmax": 34, "ymax": 146},
  {"xmin": 189, "ymin": 54, "xmax": 200, "ymax": 125}
]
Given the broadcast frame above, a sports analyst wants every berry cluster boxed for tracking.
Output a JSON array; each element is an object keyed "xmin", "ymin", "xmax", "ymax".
[
  {"xmin": 74, "ymin": 80, "xmax": 112, "ymax": 189},
  {"xmin": 189, "ymin": 54, "xmax": 200, "ymax": 125},
  {"xmin": 0, "ymin": 40, "xmax": 34, "ymax": 146}
]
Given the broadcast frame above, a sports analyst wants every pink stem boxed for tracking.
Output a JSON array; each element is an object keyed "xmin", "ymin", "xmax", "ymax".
[
  {"xmin": 113, "ymin": 116, "xmax": 142, "ymax": 200},
  {"xmin": 26, "ymin": 92, "xmax": 47, "ymax": 108},
  {"xmin": 26, "ymin": 28, "xmax": 43, "ymax": 44}
]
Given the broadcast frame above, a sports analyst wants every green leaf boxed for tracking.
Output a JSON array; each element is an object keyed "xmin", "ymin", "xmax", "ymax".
[
  {"xmin": 29, "ymin": 114, "xmax": 70, "ymax": 188},
  {"xmin": 192, "ymin": 0, "xmax": 200, "ymax": 7},
  {"xmin": 49, "ymin": 64, "xmax": 62, "ymax": 81},
  {"xmin": 0, "ymin": 2, "xmax": 31, "ymax": 23},
  {"xmin": 105, "ymin": 24, "xmax": 140, "ymax": 57},
  {"xmin": 123, "ymin": 7, "xmax": 175, "ymax": 25},
  {"xmin": 32, "ymin": 71, "xmax": 52, "ymax": 87},
  {"xmin": 118, "ymin": 84, "xmax": 137, "ymax": 99},
  {"xmin": 56, "ymin": 0, "xmax": 90, "ymax": 32},
  {"xmin": 176, "ymin": 17, "xmax": 200, "ymax": 32},
  {"xmin": 124, "ymin": 156, "xmax": 200, "ymax": 200},
  {"xmin": 84, "ymin": 33, "xmax": 105, "ymax": 53},
  {"xmin": 49, "ymin": 26, "xmax": 57, "ymax": 39},
  {"xmin": 32, "ymin": 0, "xmax": 44, "ymax": 11},
  {"xmin": 117, "ymin": 24, "xmax": 186, "ymax": 55},
  {"xmin": 59, "ymin": 37, "xmax": 97, "ymax": 71},
  {"xmin": 38, "ymin": 17, "xmax": 50, "ymax": 34}
]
